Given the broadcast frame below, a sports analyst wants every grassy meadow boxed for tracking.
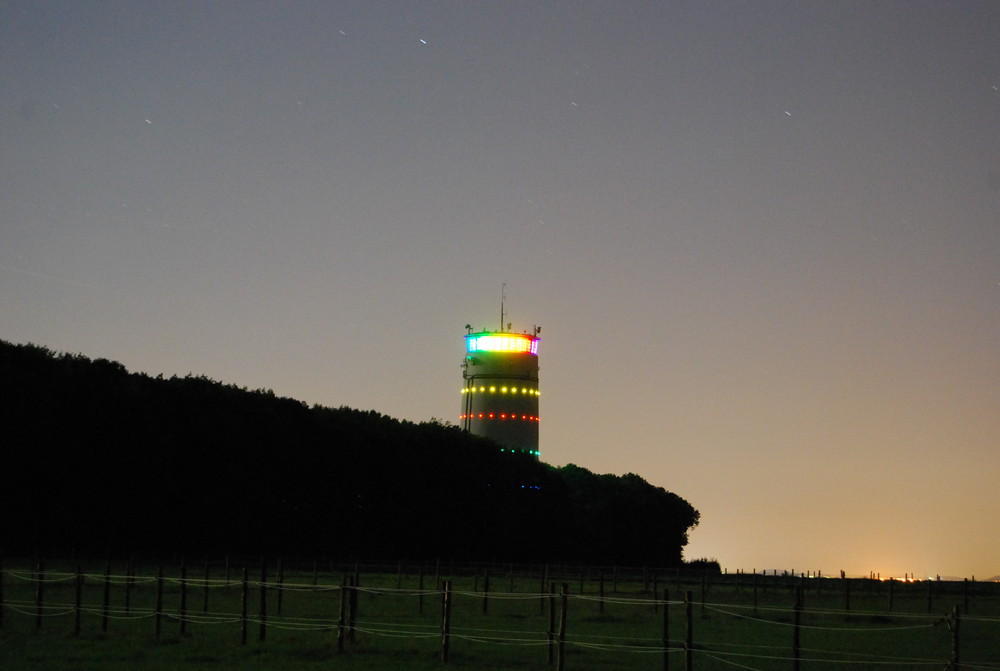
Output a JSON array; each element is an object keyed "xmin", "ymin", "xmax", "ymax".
[{"xmin": 2, "ymin": 559, "xmax": 999, "ymax": 670}]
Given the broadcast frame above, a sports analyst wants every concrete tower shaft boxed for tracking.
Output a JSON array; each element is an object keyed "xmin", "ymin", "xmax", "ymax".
[{"xmin": 460, "ymin": 330, "xmax": 540, "ymax": 457}]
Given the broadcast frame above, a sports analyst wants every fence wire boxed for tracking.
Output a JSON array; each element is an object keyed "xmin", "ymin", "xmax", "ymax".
[{"xmin": 2, "ymin": 566, "xmax": 999, "ymax": 670}]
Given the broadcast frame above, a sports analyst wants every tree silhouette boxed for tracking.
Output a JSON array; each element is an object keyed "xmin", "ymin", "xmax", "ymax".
[{"xmin": 1, "ymin": 339, "xmax": 699, "ymax": 565}]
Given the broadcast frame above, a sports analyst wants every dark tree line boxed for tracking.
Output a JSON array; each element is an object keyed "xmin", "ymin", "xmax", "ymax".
[{"xmin": 1, "ymin": 340, "xmax": 699, "ymax": 565}]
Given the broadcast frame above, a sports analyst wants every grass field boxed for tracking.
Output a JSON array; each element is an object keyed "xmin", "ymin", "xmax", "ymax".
[{"xmin": 2, "ymin": 560, "xmax": 999, "ymax": 670}]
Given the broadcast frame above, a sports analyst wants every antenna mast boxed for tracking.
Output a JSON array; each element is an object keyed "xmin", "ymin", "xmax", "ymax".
[{"xmin": 500, "ymin": 282, "xmax": 506, "ymax": 332}]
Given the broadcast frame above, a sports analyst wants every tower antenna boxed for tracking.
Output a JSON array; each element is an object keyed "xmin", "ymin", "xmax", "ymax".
[{"xmin": 500, "ymin": 282, "xmax": 507, "ymax": 332}]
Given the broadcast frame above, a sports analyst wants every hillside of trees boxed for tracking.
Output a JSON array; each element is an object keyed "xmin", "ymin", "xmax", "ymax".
[{"xmin": 1, "ymin": 340, "xmax": 699, "ymax": 565}]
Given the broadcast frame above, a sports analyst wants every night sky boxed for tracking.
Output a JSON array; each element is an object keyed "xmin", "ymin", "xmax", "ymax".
[{"xmin": 3, "ymin": 1, "xmax": 998, "ymax": 579}]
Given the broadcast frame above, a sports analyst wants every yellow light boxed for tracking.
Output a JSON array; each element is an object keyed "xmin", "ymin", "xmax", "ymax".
[
  {"xmin": 501, "ymin": 387, "xmax": 508, "ymax": 393},
  {"xmin": 489, "ymin": 386, "xmax": 496, "ymax": 392}
]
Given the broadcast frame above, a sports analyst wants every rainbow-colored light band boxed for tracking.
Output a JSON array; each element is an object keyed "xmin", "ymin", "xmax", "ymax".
[{"xmin": 466, "ymin": 334, "xmax": 539, "ymax": 355}]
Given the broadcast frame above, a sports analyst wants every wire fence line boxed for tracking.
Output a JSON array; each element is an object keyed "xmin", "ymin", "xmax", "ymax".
[{"xmin": 2, "ymin": 563, "xmax": 999, "ymax": 670}]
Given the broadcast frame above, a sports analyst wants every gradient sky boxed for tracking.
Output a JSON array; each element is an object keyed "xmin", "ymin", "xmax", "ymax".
[{"xmin": 2, "ymin": 1, "xmax": 998, "ymax": 580}]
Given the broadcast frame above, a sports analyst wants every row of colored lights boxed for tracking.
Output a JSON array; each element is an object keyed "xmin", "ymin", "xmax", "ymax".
[
  {"xmin": 460, "ymin": 413, "xmax": 540, "ymax": 422},
  {"xmin": 461, "ymin": 386, "xmax": 540, "ymax": 396},
  {"xmin": 500, "ymin": 447, "xmax": 542, "ymax": 460},
  {"xmin": 466, "ymin": 335, "xmax": 539, "ymax": 355},
  {"xmin": 499, "ymin": 450, "xmax": 542, "ymax": 460}
]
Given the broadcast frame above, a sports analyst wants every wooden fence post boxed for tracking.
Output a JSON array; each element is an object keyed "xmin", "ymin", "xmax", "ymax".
[
  {"xmin": 662, "ymin": 588, "xmax": 670, "ymax": 671},
  {"xmin": 240, "ymin": 567, "xmax": 248, "ymax": 646},
  {"xmin": 547, "ymin": 582, "xmax": 556, "ymax": 665},
  {"xmin": 203, "ymin": 560, "xmax": 210, "ymax": 613},
  {"xmin": 441, "ymin": 580, "xmax": 452, "ymax": 663},
  {"xmin": 482, "ymin": 570, "xmax": 490, "ymax": 615},
  {"xmin": 276, "ymin": 558, "xmax": 284, "ymax": 616},
  {"xmin": 540, "ymin": 564, "xmax": 549, "ymax": 614},
  {"xmin": 33, "ymin": 558, "xmax": 44, "ymax": 631},
  {"xmin": 684, "ymin": 590, "xmax": 693, "ymax": 671},
  {"xmin": 419, "ymin": 565, "xmax": 426, "ymax": 615},
  {"xmin": 34, "ymin": 558, "xmax": 45, "ymax": 631},
  {"xmin": 951, "ymin": 604, "xmax": 961, "ymax": 671},
  {"xmin": 598, "ymin": 570, "xmax": 605, "ymax": 614},
  {"xmin": 0, "ymin": 553, "xmax": 5, "ymax": 629},
  {"xmin": 337, "ymin": 575, "xmax": 347, "ymax": 652},
  {"xmin": 179, "ymin": 560, "xmax": 187, "ymax": 636},
  {"xmin": 155, "ymin": 565, "xmax": 164, "ymax": 641},
  {"xmin": 556, "ymin": 583, "xmax": 568, "ymax": 671},
  {"xmin": 700, "ymin": 571, "xmax": 707, "ymax": 618},
  {"xmin": 348, "ymin": 574, "xmax": 358, "ymax": 644},
  {"xmin": 125, "ymin": 557, "xmax": 134, "ymax": 614},
  {"xmin": 653, "ymin": 571, "xmax": 659, "ymax": 613},
  {"xmin": 792, "ymin": 586, "xmax": 803, "ymax": 671},
  {"xmin": 259, "ymin": 558, "xmax": 267, "ymax": 642},
  {"xmin": 74, "ymin": 566, "xmax": 82, "ymax": 637},
  {"xmin": 102, "ymin": 559, "xmax": 111, "ymax": 633}
]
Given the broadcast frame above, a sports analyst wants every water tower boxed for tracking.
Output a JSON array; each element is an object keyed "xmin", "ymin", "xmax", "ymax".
[{"xmin": 460, "ymin": 310, "xmax": 541, "ymax": 457}]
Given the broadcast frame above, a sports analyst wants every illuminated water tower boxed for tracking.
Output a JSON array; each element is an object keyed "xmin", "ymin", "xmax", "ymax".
[{"xmin": 460, "ymin": 306, "xmax": 541, "ymax": 457}]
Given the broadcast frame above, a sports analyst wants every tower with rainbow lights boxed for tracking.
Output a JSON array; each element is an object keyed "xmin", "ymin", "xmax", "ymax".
[{"xmin": 460, "ymin": 296, "xmax": 541, "ymax": 458}]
